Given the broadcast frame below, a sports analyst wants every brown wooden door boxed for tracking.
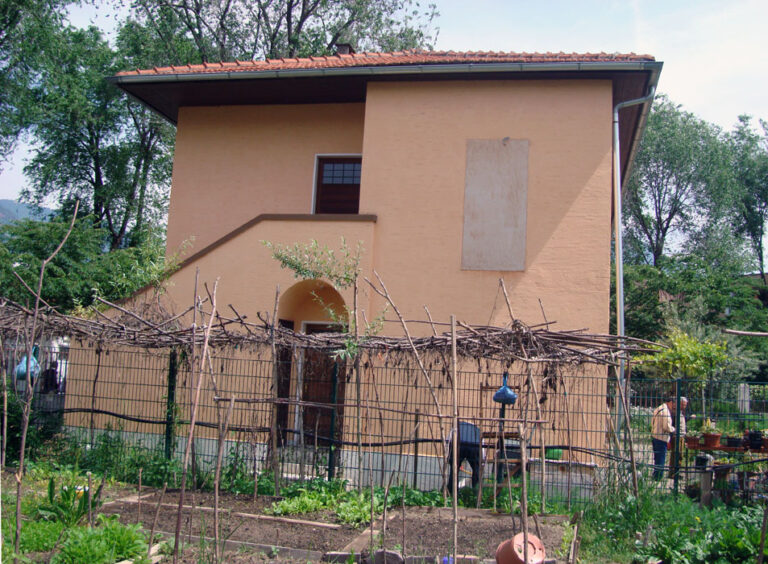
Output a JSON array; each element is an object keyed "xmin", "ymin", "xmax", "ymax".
[{"xmin": 302, "ymin": 325, "xmax": 346, "ymax": 446}]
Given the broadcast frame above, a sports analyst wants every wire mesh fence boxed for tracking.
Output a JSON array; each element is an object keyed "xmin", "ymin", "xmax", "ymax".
[{"xmin": 4, "ymin": 341, "xmax": 768, "ymax": 510}]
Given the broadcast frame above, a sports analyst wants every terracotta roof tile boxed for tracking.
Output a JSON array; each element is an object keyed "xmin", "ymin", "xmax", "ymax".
[{"xmin": 114, "ymin": 49, "xmax": 656, "ymax": 77}]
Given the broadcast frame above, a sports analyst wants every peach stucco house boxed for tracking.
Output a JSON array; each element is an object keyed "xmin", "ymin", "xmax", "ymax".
[
  {"xmin": 111, "ymin": 49, "xmax": 661, "ymax": 338},
  {"xmin": 95, "ymin": 50, "xmax": 662, "ymax": 489}
]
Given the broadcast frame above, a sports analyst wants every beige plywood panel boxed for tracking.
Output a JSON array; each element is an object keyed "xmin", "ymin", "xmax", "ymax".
[{"xmin": 462, "ymin": 139, "xmax": 528, "ymax": 271}]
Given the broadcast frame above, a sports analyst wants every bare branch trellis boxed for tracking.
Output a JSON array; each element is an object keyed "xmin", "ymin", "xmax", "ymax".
[
  {"xmin": 0, "ymin": 296, "xmax": 656, "ymax": 363},
  {"xmin": 1, "ymin": 282, "xmax": 659, "ymax": 562}
]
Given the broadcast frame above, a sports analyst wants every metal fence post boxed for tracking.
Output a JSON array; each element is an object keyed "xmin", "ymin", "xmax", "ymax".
[
  {"xmin": 327, "ymin": 360, "xmax": 339, "ymax": 479},
  {"xmin": 673, "ymin": 378, "xmax": 681, "ymax": 496},
  {"xmin": 165, "ymin": 349, "xmax": 178, "ymax": 460},
  {"xmin": 412, "ymin": 409, "xmax": 420, "ymax": 489}
]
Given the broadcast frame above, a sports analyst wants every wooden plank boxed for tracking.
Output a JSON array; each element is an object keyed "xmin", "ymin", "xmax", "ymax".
[
  {"xmin": 111, "ymin": 500, "xmax": 341, "ymax": 529},
  {"xmin": 236, "ymin": 512, "xmax": 342, "ymax": 529}
]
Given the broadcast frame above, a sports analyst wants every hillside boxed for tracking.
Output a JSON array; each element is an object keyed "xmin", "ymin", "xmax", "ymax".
[{"xmin": 0, "ymin": 200, "xmax": 52, "ymax": 225}]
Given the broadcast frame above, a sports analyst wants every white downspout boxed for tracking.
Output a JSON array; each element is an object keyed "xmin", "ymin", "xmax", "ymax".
[{"xmin": 613, "ymin": 86, "xmax": 656, "ymax": 436}]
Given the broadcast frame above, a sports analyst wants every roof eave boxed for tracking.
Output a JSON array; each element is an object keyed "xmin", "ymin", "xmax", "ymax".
[
  {"xmin": 107, "ymin": 60, "xmax": 662, "ymax": 85},
  {"xmin": 620, "ymin": 62, "xmax": 662, "ymax": 183}
]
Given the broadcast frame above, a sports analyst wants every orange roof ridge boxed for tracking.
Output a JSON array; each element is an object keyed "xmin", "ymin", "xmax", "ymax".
[{"xmin": 113, "ymin": 49, "xmax": 656, "ymax": 77}]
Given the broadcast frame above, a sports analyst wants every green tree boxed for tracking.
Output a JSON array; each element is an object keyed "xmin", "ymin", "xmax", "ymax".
[
  {"xmin": 21, "ymin": 25, "xmax": 174, "ymax": 249},
  {"xmin": 623, "ymin": 95, "xmax": 730, "ymax": 266},
  {"xmin": 638, "ymin": 327, "xmax": 728, "ymax": 381},
  {"xmin": 0, "ymin": 217, "xmax": 169, "ymax": 311},
  {"xmin": 727, "ymin": 115, "xmax": 768, "ymax": 284},
  {"xmin": 0, "ymin": 0, "xmax": 69, "ymax": 163},
  {"xmin": 618, "ymin": 248, "xmax": 767, "ymax": 340},
  {"xmin": 130, "ymin": 0, "xmax": 439, "ymax": 63}
]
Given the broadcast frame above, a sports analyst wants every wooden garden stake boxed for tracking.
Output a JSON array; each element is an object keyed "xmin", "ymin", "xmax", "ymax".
[
  {"xmin": 563, "ymin": 377, "xmax": 573, "ymax": 510},
  {"xmin": 366, "ymin": 400, "xmax": 375, "ymax": 557},
  {"xmin": 173, "ymin": 278, "xmax": 218, "ymax": 564},
  {"xmin": 527, "ymin": 367, "xmax": 546, "ymax": 513},
  {"xmin": 532, "ymin": 513, "xmax": 543, "ymax": 542},
  {"xmin": 148, "ymin": 483, "xmax": 168, "ymax": 558},
  {"xmin": 451, "ymin": 315, "xmax": 459, "ymax": 564},
  {"xmin": 252, "ymin": 443, "xmax": 259, "ymax": 502},
  {"xmin": 568, "ymin": 512, "xmax": 582, "ymax": 564},
  {"xmin": 475, "ymin": 414, "xmax": 484, "ymax": 509},
  {"xmin": 269, "ymin": 285, "xmax": 281, "ymax": 495},
  {"xmin": 214, "ymin": 397, "xmax": 236, "ymax": 564},
  {"xmin": 137, "ymin": 468, "xmax": 142, "ymax": 524},
  {"xmin": 518, "ymin": 423, "xmax": 529, "ymax": 564},
  {"xmin": 759, "ymin": 500, "xmax": 768, "ymax": 564},
  {"xmin": 366, "ymin": 272, "xmax": 448, "ymax": 482},
  {"xmin": 87, "ymin": 472, "xmax": 93, "ymax": 527},
  {"xmin": 612, "ymin": 360, "xmax": 638, "ymax": 497}
]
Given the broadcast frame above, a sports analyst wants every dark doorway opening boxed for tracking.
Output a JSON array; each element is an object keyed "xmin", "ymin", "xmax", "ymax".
[
  {"xmin": 301, "ymin": 323, "xmax": 346, "ymax": 448},
  {"xmin": 275, "ymin": 319, "xmax": 294, "ymax": 446}
]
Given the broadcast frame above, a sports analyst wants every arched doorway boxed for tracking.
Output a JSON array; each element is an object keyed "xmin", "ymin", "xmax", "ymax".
[{"xmin": 276, "ymin": 281, "xmax": 348, "ymax": 459}]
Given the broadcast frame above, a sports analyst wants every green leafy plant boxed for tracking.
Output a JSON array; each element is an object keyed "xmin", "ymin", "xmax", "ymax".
[
  {"xmin": 268, "ymin": 477, "xmax": 347, "ymax": 516},
  {"xmin": 336, "ymin": 491, "xmax": 384, "ymax": 527},
  {"xmin": 264, "ymin": 238, "xmax": 361, "ymax": 290},
  {"xmin": 35, "ymin": 477, "xmax": 102, "ymax": 527},
  {"xmin": 121, "ymin": 446, "xmax": 184, "ymax": 488},
  {"xmin": 1, "ymin": 517, "xmax": 65, "ymax": 555},
  {"xmin": 51, "ymin": 515, "xmax": 149, "ymax": 564},
  {"xmin": 701, "ymin": 418, "xmax": 718, "ymax": 434},
  {"xmin": 220, "ymin": 450, "xmax": 255, "ymax": 494}
]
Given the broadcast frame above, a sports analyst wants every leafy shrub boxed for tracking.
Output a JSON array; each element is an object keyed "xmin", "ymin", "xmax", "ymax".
[
  {"xmin": 255, "ymin": 470, "xmax": 276, "ymax": 495},
  {"xmin": 83, "ymin": 427, "xmax": 129, "ymax": 477},
  {"xmin": 2, "ymin": 384, "xmax": 62, "ymax": 463},
  {"xmin": 1, "ymin": 516, "xmax": 65, "ymax": 555},
  {"xmin": 221, "ymin": 451, "xmax": 256, "ymax": 494},
  {"xmin": 120, "ymin": 446, "xmax": 184, "ymax": 488},
  {"xmin": 51, "ymin": 515, "xmax": 148, "ymax": 564},
  {"xmin": 579, "ymin": 476, "xmax": 768, "ymax": 563},
  {"xmin": 19, "ymin": 520, "xmax": 66, "ymax": 553}
]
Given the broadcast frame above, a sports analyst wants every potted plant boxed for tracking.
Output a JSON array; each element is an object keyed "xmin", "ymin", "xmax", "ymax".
[
  {"xmin": 701, "ymin": 419, "xmax": 721, "ymax": 448},
  {"xmin": 685, "ymin": 432, "xmax": 701, "ymax": 449},
  {"xmin": 746, "ymin": 429, "xmax": 763, "ymax": 450},
  {"xmin": 724, "ymin": 434, "xmax": 744, "ymax": 448}
]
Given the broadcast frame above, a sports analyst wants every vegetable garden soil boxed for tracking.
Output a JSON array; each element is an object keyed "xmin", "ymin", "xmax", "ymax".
[
  {"xmin": 381, "ymin": 506, "xmax": 567, "ymax": 561},
  {"xmin": 98, "ymin": 489, "xmax": 361, "ymax": 553},
  {"xmin": 99, "ymin": 489, "xmax": 569, "ymax": 562}
]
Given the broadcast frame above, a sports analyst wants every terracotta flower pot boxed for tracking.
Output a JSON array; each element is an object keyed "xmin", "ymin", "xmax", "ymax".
[
  {"xmin": 495, "ymin": 533, "xmax": 546, "ymax": 564},
  {"xmin": 685, "ymin": 436, "xmax": 701, "ymax": 449},
  {"xmin": 702, "ymin": 432, "xmax": 721, "ymax": 448}
]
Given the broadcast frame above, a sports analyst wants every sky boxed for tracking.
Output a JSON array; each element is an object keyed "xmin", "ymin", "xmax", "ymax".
[{"xmin": 2, "ymin": 0, "xmax": 767, "ymax": 200}]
